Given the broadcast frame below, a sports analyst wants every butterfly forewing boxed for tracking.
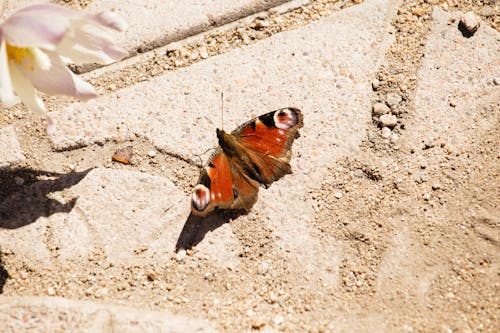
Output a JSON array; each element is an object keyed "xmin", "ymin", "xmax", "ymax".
[
  {"xmin": 191, "ymin": 150, "xmax": 260, "ymax": 216},
  {"xmin": 234, "ymin": 107, "xmax": 303, "ymax": 160}
]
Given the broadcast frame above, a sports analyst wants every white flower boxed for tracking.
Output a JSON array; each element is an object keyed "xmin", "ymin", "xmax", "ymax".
[{"xmin": 0, "ymin": 4, "xmax": 128, "ymax": 132}]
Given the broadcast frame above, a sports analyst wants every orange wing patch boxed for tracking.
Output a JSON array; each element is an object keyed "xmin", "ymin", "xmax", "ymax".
[
  {"xmin": 208, "ymin": 153, "xmax": 234, "ymax": 203},
  {"xmin": 235, "ymin": 108, "xmax": 303, "ymax": 159}
]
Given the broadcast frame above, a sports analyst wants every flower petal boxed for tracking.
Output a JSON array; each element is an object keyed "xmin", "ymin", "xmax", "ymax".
[
  {"xmin": 88, "ymin": 11, "xmax": 128, "ymax": 32},
  {"xmin": 0, "ymin": 38, "xmax": 19, "ymax": 107},
  {"xmin": 19, "ymin": 50, "xmax": 97, "ymax": 100},
  {"xmin": 10, "ymin": 57, "xmax": 56, "ymax": 133},
  {"xmin": 57, "ymin": 25, "xmax": 128, "ymax": 65},
  {"xmin": 1, "ymin": 4, "xmax": 76, "ymax": 49},
  {"xmin": 9, "ymin": 61, "xmax": 47, "ymax": 116}
]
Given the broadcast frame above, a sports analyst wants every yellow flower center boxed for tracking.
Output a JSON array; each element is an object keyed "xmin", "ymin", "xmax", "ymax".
[
  {"xmin": 6, "ymin": 43, "xmax": 27, "ymax": 64},
  {"xmin": 6, "ymin": 43, "xmax": 36, "ymax": 71}
]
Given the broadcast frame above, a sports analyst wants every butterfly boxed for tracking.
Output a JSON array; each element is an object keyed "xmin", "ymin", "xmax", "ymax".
[{"xmin": 191, "ymin": 107, "xmax": 304, "ymax": 216}]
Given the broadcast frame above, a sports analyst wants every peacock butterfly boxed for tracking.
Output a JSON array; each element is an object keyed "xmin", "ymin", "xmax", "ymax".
[{"xmin": 191, "ymin": 107, "xmax": 304, "ymax": 216}]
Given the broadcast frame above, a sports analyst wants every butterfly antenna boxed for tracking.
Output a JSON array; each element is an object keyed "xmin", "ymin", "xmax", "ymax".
[
  {"xmin": 193, "ymin": 147, "xmax": 217, "ymax": 169},
  {"xmin": 220, "ymin": 92, "xmax": 224, "ymax": 131},
  {"xmin": 192, "ymin": 154, "xmax": 204, "ymax": 169}
]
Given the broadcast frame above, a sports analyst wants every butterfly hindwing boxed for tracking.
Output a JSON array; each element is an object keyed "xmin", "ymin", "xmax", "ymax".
[{"xmin": 191, "ymin": 149, "xmax": 260, "ymax": 216}]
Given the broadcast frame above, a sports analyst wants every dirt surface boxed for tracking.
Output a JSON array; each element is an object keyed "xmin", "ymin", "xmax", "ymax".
[{"xmin": 0, "ymin": 0, "xmax": 499, "ymax": 332}]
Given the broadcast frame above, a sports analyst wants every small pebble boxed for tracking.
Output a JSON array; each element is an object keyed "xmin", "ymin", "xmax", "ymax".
[
  {"xmin": 190, "ymin": 50, "xmax": 199, "ymax": 61},
  {"xmin": 257, "ymin": 262, "xmax": 269, "ymax": 275},
  {"xmin": 333, "ymin": 190, "xmax": 343, "ymax": 199},
  {"xmin": 134, "ymin": 246, "xmax": 148, "ymax": 254},
  {"xmin": 386, "ymin": 93, "xmax": 402, "ymax": 108},
  {"xmin": 146, "ymin": 271, "xmax": 158, "ymax": 281},
  {"xmin": 422, "ymin": 192, "xmax": 431, "ymax": 201},
  {"xmin": 390, "ymin": 132, "xmax": 399, "ymax": 143},
  {"xmin": 47, "ymin": 287, "xmax": 55, "ymax": 296},
  {"xmin": 379, "ymin": 114, "xmax": 397, "ymax": 128},
  {"xmin": 253, "ymin": 19, "xmax": 269, "ymax": 29},
  {"xmin": 68, "ymin": 163, "xmax": 76, "ymax": 171},
  {"xmin": 273, "ymin": 315, "xmax": 284, "ymax": 325},
  {"xmin": 431, "ymin": 182, "xmax": 442, "ymax": 190},
  {"xmin": 166, "ymin": 42, "xmax": 181, "ymax": 53},
  {"xmin": 460, "ymin": 11, "xmax": 480, "ymax": 35},
  {"xmin": 147, "ymin": 150, "xmax": 157, "ymax": 158},
  {"xmin": 179, "ymin": 48, "xmax": 190, "ymax": 59},
  {"xmin": 416, "ymin": 172, "xmax": 427, "ymax": 183},
  {"xmin": 381, "ymin": 127, "xmax": 392, "ymax": 139},
  {"xmin": 268, "ymin": 291, "xmax": 278, "ymax": 303},
  {"xmin": 423, "ymin": 139, "xmax": 435, "ymax": 150},
  {"xmin": 353, "ymin": 169, "xmax": 364, "ymax": 178},
  {"xmin": 175, "ymin": 249, "xmax": 186, "ymax": 262},
  {"xmin": 112, "ymin": 146, "xmax": 133, "ymax": 164},
  {"xmin": 372, "ymin": 79, "xmax": 381, "ymax": 90},
  {"xmin": 96, "ymin": 287, "xmax": 108, "ymax": 298},
  {"xmin": 199, "ymin": 47, "xmax": 209, "ymax": 59},
  {"xmin": 251, "ymin": 318, "xmax": 266, "ymax": 329},
  {"xmin": 373, "ymin": 102, "xmax": 390, "ymax": 115},
  {"xmin": 367, "ymin": 132, "xmax": 376, "ymax": 143},
  {"xmin": 493, "ymin": 77, "xmax": 499, "ymax": 86},
  {"xmin": 403, "ymin": 324, "xmax": 414, "ymax": 333},
  {"xmin": 480, "ymin": 6, "xmax": 495, "ymax": 17}
]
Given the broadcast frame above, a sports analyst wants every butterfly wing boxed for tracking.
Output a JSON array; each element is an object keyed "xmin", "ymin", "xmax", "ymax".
[
  {"xmin": 231, "ymin": 107, "xmax": 303, "ymax": 186},
  {"xmin": 191, "ymin": 149, "xmax": 260, "ymax": 216},
  {"xmin": 191, "ymin": 107, "xmax": 303, "ymax": 216}
]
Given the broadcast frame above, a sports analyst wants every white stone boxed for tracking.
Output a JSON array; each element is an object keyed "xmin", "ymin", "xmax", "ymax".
[
  {"xmin": 379, "ymin": 114, "xmax": 397, "ymax": 127},
  {"xmin": 386, "ymin": 93, "xmax": 402, "ymax": 108},
  {"xmin": 390, "ymin": 132, "xmax": 399, "ymax": 143},
  {"xmin": 373, "ymin": 102, "xmax": 390, "ymax": 115},
  {"xmin": 460, "ymin": 11, "xmax": 480, "ymax": 34},
  {"xmin": 381, "ymin": 127, "xmax": 392, "ymax": 139},
  {"xmin": 175, "ymin": 249, "xmax": 187, "ymax": 262}
]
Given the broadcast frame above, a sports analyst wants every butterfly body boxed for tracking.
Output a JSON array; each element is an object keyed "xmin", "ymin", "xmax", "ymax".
[{"xmin": 192, "ymin": 107, "xmax": 303, "ymax": 216}]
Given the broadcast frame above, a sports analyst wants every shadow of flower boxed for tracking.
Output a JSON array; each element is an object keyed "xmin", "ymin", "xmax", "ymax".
[{"xmin": 0, "ymin": 168, "xmax": 91, "ymax": 229}]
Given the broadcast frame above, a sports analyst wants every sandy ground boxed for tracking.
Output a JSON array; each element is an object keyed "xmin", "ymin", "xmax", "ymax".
[{"xmin": 0, "ymin": 0, "xmax": 498, "ymax": 332}]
